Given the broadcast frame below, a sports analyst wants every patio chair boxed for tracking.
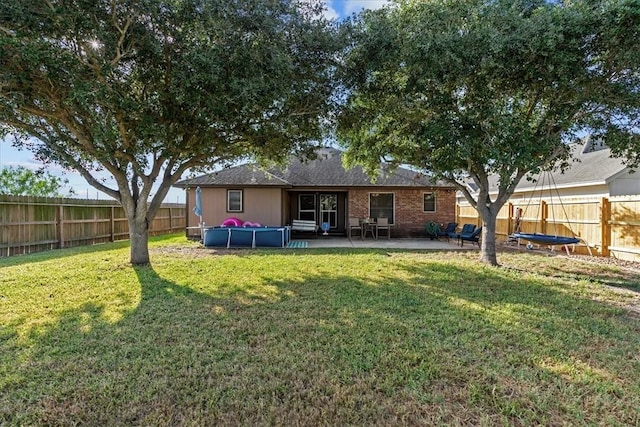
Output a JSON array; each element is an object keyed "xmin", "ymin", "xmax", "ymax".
[
  {"xmin": 459, "ymin": 227, "xmax": 482, "ymax": 247},
  {"xmin": 448, "ymin": 223, "xmax": 475, "ymax": 241},
  {"xmin": 376, "ymin": 217, "xmax": 390, "ymax": 240},
  {"xmin": 348, "ymin": 217, "xmax": 363, "ymax": 240},
  {"xmin": 438, "ymin": 222, "xmax": 458, "ymax": 241}
]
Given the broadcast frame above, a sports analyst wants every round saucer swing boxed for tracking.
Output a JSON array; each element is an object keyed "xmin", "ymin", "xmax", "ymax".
[
  {"xmin": 511, "ymin": 170, "xmax": 588, "ymax": 254},
  {"xmin": 512, "ymin": 233, "xmax": 580, "ymax": 246}
]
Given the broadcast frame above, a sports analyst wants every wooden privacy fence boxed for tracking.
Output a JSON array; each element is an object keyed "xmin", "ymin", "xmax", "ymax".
[
  {"xmin": 0, "ymin": 195, "xmax": 186, "ymax": 257},
  {"xmin": 457, "ymin": 195, "xmax": 640, "ymax": 262}
]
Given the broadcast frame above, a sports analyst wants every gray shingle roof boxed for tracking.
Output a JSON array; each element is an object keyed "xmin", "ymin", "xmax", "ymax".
[
  {"xmin": 486, "ymin": 137, "xmax": 627, "ymax": 193},
  {"xmin": 176, "ymin": 164, "xmax": 290, "ymax": 187},
  {"xmin": 175, "ymin": 147, "xmax": 453, "ymax": 188},
  {"xmin": 517, "ymin": 139, "xmax": 626, "ymax": 191}
]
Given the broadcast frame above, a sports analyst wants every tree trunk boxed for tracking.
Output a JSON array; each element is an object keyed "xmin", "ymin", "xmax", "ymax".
[
  {"xmin": 478, "ymin": 208, "xmax": 499, "ymax": 266},
  {"xmin": 128, "ymin": 215, "xmax": 150, "ymax": 266}
]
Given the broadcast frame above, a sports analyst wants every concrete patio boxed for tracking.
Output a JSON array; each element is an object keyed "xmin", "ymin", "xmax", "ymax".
[{"xmin": 296, "ymin": 237, "xmax": 478, "ymax": 250}]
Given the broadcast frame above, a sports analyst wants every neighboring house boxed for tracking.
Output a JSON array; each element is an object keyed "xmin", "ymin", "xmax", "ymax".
[
  {"xmin": 459, "ymin": 136, "xmax": 637, "ymax": 205},
  {"xmin": 511, "ymin": 136, "xmax": 638, "ymax": 199},
  {"xmin": 175, "ymin": 147, "xmax": 457, "ymax": 237},
  {"xmin": 456, "ymin": 136, "xmax": 640, "ymax": 260}
]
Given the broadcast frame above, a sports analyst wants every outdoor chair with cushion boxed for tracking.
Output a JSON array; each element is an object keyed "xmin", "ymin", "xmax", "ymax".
[
  {"xmin": 376, "ymin": 217, "xmax": 390, "ymax": 239},
  {"xmin": 348, "ymin": 217, "xmax": 363, "ymax": 240},
  {"xmin": 459, "ymin": 226, "xmax": 482, "ymax": 247},
  {"xmin": 439, "ymin": 222, "xmax": 458, "ymax": 241},
  {"xmin": 448, "ymin": 223, "xmax": 475, "ymax": 241}
]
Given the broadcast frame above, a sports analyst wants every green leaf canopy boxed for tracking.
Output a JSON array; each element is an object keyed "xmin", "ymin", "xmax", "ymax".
[
  {"xmin": 337, "ymin": 0, "xmax": 640, "ymax": 265},
  {"xmin": 0, "ymin": 0, "xmax": 339, "ymax": 264}
]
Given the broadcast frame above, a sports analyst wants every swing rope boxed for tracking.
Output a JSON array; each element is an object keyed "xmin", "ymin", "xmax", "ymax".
[
  {"xmin": 513, "ymin": 169, "xmax": 591, "ymax": 255},
  {"xmin": 513, "ymin": 171, "xmax": 579, "ymax": 245},
  {"xmin": 517, "ymin": 170, "xmax": 578, "ymax": 238},
  {"xmin": 517, "ymin": 172, "xmax": 542, "ymax": 234},
  {"xmin": 546, "ymin": 170, "xmax": 557, "ymax": 236},
  {"xmin": 535, "ymin": 171, "xmax": 548, "ymax": 233},
  {"xmin": 547, "ymin": 171, "xmax": 578, "ymax": 238}
]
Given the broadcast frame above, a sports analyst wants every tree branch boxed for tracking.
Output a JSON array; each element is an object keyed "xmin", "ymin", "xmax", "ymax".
[{"xmin": 110, "ymin": 0, "xmax": 132, "ymax": 66}]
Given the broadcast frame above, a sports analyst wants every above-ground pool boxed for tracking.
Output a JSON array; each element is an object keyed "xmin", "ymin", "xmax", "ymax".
[{"xmin": 203, "ymin": 226, "xmax": 291, "ymax": 248}]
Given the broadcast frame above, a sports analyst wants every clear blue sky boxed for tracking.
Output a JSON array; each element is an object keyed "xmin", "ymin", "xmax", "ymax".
[
  {"xmin": 0, "ymin": 0, "xmax": 389, "ymax": 203},
  {"xmin": 324, "ymin": 0, "xmax": 389, "ymax": 19}
]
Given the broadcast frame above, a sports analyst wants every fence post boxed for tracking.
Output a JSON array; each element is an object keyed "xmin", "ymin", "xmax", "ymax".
[
  {"xmin": 93, "ymin": 208, "xmax": 97, "ymax": 245},
  {"xmin": 507, "ymin": 202, "xmax": 513, "ymax": 235},
  {"xmin": 540, "ymin": 200, "xmax": 547, "ymax": 235},
  {"xmin": 57, "ymin": 204, "xmax": 64, "ymax": 249},
  {"xmin": 601, "ymin": 197, "xmax": 610, "ymax": 257},
  {"xmin": 110, "ymin": 206, "xmax": 115, "ymax": 242}
]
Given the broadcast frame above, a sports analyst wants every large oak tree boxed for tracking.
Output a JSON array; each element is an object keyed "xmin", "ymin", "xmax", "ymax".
[
  {"xmin": 337, "ymin": 0, "xmax": 640, "ymax": 265},
  {"xmin": 0, "ymin": 0, "xmax": 338, "ymax": 264}
]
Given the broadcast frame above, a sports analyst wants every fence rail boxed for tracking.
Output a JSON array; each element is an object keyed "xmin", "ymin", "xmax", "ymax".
[
  {"xmin": 0, "ymin": 195, "xmax": 186, "ymax": 257},
  {"xmin": 457, "ymin": 195, "xmax": 640, "ymax": 262}
]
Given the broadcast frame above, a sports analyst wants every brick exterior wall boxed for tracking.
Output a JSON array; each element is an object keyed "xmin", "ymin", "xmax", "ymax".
[{"xmin": 348, "ymin": 188, "xmax": 457, "ymax": 237}]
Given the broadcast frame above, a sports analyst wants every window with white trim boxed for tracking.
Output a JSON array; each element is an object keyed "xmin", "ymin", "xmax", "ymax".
[
  {"xmin": 298, "ymin": 194, "xmax": 316, "ymax": 221},
  {"xmin": 369, "ymin": 192, "xmax": 394, "ymax": 224},
  {"xmin": 227, "ymin": 190, "xmax": 243, "ymax": 212},
  {"xmin": 423, "ymin": 192, "xmax": 436, "ymax": 212}
]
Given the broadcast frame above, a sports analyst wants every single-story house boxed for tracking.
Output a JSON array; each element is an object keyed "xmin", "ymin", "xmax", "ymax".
[
  {"xmin": 459, "ymin": 136, "xmax": 639, "ymax": 204},
  {"xmin": 175, "ymin": 147, "xmax": 457, "ymax": 237}
]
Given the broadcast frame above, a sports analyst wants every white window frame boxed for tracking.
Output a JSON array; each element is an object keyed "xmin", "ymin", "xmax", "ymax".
[
  {"xmin": 369, "ymin": 192, "xmax": 395, "ymax": 225},
  {"xmin": 227, "ymin": 189, "xmax": 243, "ymax": 212},
  {"xmin": 423, "ymin": 192, "xmax": 436, "ymax": 212},
  {"xmin": 320, "ymin": 193, "xmax": 338, "ymax": 228},
  {"xmin": 298, "ymin": 193, "xmax": 316, "ymax": 222}
]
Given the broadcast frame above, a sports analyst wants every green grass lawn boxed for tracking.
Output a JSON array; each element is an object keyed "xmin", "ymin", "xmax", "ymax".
[{"xmin": 2, "ymin": 235, "xmax": 639, "ymax": 426}]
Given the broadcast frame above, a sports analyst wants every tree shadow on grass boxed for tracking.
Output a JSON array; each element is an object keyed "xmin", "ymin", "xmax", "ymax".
[
  {"xmin": 498, "ymin": 250, "xmax": 640, "ymax": 293},
  {"xmin": 260, "ymin": 263, "xmax": 640, "ymax": 425},
  {"xmin": 2, "ymin": 258, "xmax": 640, "ymax": 426},
  {"xmin": 1, "ymin": 266, "xmax": 268, "ymax": 425},
  {"xmin": 304, "ymin": 262, "xmax": 640, "ymax": 421}
]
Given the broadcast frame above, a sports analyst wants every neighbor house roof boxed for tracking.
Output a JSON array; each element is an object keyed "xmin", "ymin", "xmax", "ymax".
[
  {"xmin": 175, "ymin": 147, "xmax": 454, "ymax": 188},
  {"xmin": 485, "ymin": 136, "xmax": 628, "ymax": 194}
]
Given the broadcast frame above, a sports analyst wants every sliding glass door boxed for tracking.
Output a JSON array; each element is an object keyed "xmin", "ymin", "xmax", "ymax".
[{"xmin": 293, "ymin": 192, "xmax": 344, "ymax": 232}]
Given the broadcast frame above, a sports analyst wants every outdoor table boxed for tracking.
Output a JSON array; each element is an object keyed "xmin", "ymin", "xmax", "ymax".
[{"xmin": 361, "ymin": 219, "xmax": 377, "ymax": 239}]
